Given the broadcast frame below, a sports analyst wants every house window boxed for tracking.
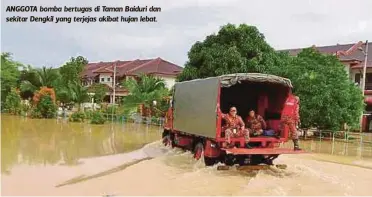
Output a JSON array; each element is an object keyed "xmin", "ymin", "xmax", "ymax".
[
  {"xmin": 355, "ymin": 73, "xmax": 361, "ymax": 85},
  {"xmin": 366, "ymin": 74, "xmax": 372, "ymax": 90},
  {"xmin": 367, "ymin": 73, "xmax": 372, "ymax": 83},
  {"xmin": 101, "ymin": 78, "xmax": 105, "ymax": 82},
  {"xmin": 107, "ymin": 77, "xmax": 110, "ymax": 82}
]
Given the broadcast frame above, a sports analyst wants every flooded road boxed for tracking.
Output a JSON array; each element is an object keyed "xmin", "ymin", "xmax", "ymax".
[{"xmin": 2, "ymin": 115, "xmax": 372, "ymax": 196}]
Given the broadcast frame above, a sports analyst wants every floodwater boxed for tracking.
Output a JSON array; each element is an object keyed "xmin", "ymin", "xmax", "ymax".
[{"xmin": 1, "ymin": 115, "xmax": 372, "ymax": 196}]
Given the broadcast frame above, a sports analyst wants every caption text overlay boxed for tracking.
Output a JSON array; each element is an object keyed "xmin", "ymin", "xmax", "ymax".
[{"xmin": 5, "ymin": 6, "xmax": 161, "ymax": 24}]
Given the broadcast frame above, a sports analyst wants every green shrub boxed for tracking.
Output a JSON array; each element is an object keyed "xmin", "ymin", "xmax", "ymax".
[
  {"xmin": 105, "ymin": 105, "xmax": 118, "ymax": 114},
  {"xmin": 30, "ymin": 107, "xmax": 43, "ymax": 119},
  {"xmin": 30, "ymin": 95, "xmax": 57, "ymax": 119},
  {"xmin": 84, "ymin": 110, "xmax": 93, "ymax": 119},
  {"xmin": 151, "ymin": 116, "xmax": 159, "ymax": 125},
  {"xmin": 70, "ymin": 111, "xmax": 85, "ymax": 122},
  {"xmin": 90, "ymin": 111, "xmax": 105, "ymax": 124}
]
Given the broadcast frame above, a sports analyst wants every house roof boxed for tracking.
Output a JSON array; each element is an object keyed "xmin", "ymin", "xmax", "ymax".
[
  {"xmin": 279, "ymin": 41, "xmax": 372, "ymax": 67},
  {"xmin": 127, "ymin": 58, "xmax": 183, "ymax": 76},
  {"xmin": 82, "ymin": 58, "xmax": 183, "ymax": 78}
]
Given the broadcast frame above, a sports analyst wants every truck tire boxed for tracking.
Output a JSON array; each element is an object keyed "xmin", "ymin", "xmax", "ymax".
[{"xmin": 193, "ymin": 142, "xmax": 216, "ymax": 166}]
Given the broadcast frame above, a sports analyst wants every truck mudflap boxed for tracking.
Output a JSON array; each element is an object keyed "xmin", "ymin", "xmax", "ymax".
[{"xmin": 221, "ymin": 147, "xmax": 307, "ymax": 155}]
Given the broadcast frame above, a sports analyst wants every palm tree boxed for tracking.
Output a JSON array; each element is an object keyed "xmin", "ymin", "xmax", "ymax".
[
  {"xmin": 53, "ymin": 79, "xmax": 89, "ymax": 112},
  {"xmin": 20, "ymin": 66, "xmax": 60, "ymax": 97},
  {"xmin": 122, "ymin": 74, "xmax": 169, "ymax": 117},
  {"xmin": 68, "ymin": 81, "xmax": 89, "ymax": 111}
]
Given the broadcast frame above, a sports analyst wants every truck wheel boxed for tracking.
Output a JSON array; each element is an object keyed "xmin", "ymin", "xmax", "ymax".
[
  {"xmin": 193, "ymin": 142, "xmax": 216, "ymax": 166},
  {"xmin": 204, "ymin": 157, "xmax": 216, "ymax": 166}
]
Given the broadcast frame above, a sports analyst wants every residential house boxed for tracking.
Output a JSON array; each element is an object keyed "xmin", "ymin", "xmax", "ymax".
[
  {"xmin": 81, "ymin": 57, "xmax": 183, "ymax": 103},
  {"xmin": 279, "ymin": 41, "xmax": 372, "ymax": 132}
]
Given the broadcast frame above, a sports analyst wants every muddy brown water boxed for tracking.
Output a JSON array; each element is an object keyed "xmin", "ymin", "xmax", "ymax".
[{"xmin": 1, "ymin": 115, "xmax": 372, "ymax": 196}]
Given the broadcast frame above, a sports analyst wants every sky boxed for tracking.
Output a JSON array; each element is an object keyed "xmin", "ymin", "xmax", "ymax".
[{"xmin": 1, "ymin": 0, "xmax": 372, "ymax": 68}]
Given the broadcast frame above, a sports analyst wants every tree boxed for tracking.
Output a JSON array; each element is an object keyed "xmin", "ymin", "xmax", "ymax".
[
  {"xmin": 91, "ymin": 84, "xmax": 108, "ymax": 104},
  {"xmin": 278, "ymin": 48, "xmax": 364, "ymax": 130},
  {"xmin": 177, "ymin": 23, "xmax": 364, "ymax": 130},
  {"xmin": 4, "ymin": 88, "xmax": 22, "ymax": 115},
  {"xmin": 54, "ymin": 56, "xmax": 88, "ymax": 109},
  {"xmin": 122, "ymin": 74, "xmax": 168, "ymax": 116},
  {"xmin": 69, "ymin": 82, "xmax": 89, "ymax": 111},
  {"xmin": 59, "ymin": 56, "xmax": 88, "ymax": 84},
  {"xmin": 1, "ymin": 53, "xmax": 21, "ymax": 105},
  {"xmin": 55, "ymin": 86, "xmax": 72, "ymax": 109},
  {"xmin": 177, "ymin": 23, "xmax": 277, "ymax": 81},
  {"xmin": 18, "ymin": 65, "xmax": 37, "ymax": 99}
]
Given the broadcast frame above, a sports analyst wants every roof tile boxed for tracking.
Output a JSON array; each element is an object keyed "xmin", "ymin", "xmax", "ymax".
[
  {"xmin": 82, "ymin": 58, "xmax": 183, "ymax": 78},
  {"xmin": 279, "ymin": 41, "xmax": 371, "ymax": 64}
]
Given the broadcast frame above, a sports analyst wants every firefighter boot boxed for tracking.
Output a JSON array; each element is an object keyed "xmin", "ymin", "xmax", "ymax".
[
  {"xmin": 245, "ymin": 143, "xmax": 252, "ymax": 149},
  {"xmin": 293, "ymin": 139, "xmax": 302, "ymax": 151}
]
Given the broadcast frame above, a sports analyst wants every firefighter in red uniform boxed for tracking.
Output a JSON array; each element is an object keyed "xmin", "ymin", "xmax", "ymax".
[
  {"xmin": 281, "ymin": 95, "xmax": 302, "ymax": 150},
  {"xmin": 220, "ymin": 106, "xmax": 251, "ymax": 148},
  {"xmin": 246, "ymin": 110, "xmax": 267, "ymax": 136}
]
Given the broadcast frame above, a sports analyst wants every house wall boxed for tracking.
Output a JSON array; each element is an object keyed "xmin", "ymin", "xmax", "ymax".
[
  {"xmin": 99, "ymin": 74, "xmax": 113, "ymax": 87},
  {"xmin": 159, "ymin": 76, "xmax": 176, "ymax": 89},
  {"xmin": 343, "ymin": 63, "xmax": 350, "ymax": 79}
]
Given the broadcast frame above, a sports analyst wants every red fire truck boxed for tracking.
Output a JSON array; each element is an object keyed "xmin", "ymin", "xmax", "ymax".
[{"xmin": 162, "ymin": 73, "xmax": 306, "ymax": 169}]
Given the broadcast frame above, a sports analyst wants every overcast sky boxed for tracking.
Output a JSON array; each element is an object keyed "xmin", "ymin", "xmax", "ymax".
[{"xmin": 1, "ymin": 0, "xmax": 372, "ymax": 68}]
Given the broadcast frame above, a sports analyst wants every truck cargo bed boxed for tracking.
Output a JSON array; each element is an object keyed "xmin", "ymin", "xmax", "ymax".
[{"xmin": 222, "ymin": 147, "xmax": 307, "ymax": 155}]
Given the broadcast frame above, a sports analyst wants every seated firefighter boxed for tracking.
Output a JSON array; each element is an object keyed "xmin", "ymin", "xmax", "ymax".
[
  {"xmin": 220, "ymin": 106, "xmax": 251, "ymax": 148},
  {"xmin": 246, "ymin": 110, "xmax": 267, "ymax": 136}
]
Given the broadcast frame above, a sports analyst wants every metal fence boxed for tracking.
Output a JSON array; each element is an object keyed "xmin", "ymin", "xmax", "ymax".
[
  {"xmin": 102, "ymin": 113, "xmax": 166, "ymax": 126},
  {"xmin": 55, "ymin": 111, "xmax": 166, "ymax": 126},
  {"xmin": 299, "ymin": 129, "xmax": 372, "ymax": 144}
]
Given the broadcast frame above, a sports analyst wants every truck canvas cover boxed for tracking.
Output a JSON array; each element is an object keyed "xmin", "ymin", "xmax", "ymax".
[
  {"xmin": 219, "ymin": 73, "xmax": 292, "ymax": 88},
  {"xmin": 173, "ymin": 77, "xmax": 220, "ymax": 138},
  {"xmin": 173, "ymin": 73, "xmax": 292, "ymax": 138}
]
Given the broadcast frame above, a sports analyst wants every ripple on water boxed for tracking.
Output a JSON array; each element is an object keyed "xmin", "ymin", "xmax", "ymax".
[{"xmin": 120, "ymin": 144, "xmax": 371, "ymax": 196}]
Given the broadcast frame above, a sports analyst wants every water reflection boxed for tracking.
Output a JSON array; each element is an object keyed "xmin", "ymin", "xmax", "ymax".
[
  {"xmin": 2, "ymin": 114, "xmax": 372, "ymax": 175},
  {"xmin": 1, "ymin": 115, "xmax": 161, "ymax": 174},
  {"xmin": 281, "ymin": 138, "xmax": 372, "ymax": 159}
]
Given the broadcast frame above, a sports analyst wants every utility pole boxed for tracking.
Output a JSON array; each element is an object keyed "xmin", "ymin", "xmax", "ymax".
[
  {"xmin": 360, "ymin": 40, "xmax": 369, "ymax": 133},
  {"xmin": 111, "ymin": 61, "xmax": 117, "ymax": 122},
  {"xmin": 113, "ymin": 61, "xmax": 117, "ymax": 105}
]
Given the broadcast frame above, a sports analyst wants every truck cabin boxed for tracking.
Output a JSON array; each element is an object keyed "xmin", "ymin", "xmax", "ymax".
[{"xmin": 218, "ymin": 74, "xmax": 292, "ymax": 148}]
